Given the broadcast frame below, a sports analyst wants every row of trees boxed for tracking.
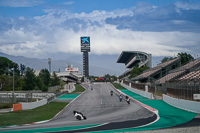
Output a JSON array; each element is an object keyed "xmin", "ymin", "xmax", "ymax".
[{"xmin": 0, "ymin": 57, "xmax": 60, "ymax": 91}]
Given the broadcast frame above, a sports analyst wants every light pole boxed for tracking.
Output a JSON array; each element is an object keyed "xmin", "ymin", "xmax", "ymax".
[
  {"xmin": 12, "ymin": 65, "xmax": 15, "ymax": 103},
  {"xmin": 48, "ymin": 58, "xmax": 51, "ymax": 74}
]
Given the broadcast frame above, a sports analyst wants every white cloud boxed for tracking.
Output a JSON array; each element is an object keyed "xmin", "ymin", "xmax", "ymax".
[
  {"xmin": 0, "ymin": 0, "xmax": 44, "ymax": 7},
  {"xmin": 0, "ymin": 21, "xmax": 198, "ymax": 58},
  {"xmin": 63, "ymin": 1, "xmax": 74, "ymax": 5},
  {"xmin": 175, "ymin": 2, "xmax": 200, "ymax": 10},
  {"xmin": 0, "ymin": 3, "xmax": 200, "ymax": 58}
]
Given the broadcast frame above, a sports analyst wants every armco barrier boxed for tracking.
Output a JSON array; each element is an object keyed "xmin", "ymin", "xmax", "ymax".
[
  {"xmin": 13, "ymin": 103, "xmax": 22, "ymax": 111},
  {"xmin": 21, "ymin": 99, "xmax": 47, "ymax": 110},
  {"xmin": 163, "ymin": 94, "xmax": 200, "ymax": 113},
  {"xmin": 121, "ymin": 83, "xmax": 153, "ymax": 99}
]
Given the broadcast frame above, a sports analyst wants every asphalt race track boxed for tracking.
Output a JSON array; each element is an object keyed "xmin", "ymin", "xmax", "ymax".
[{"xmin": 0, "ymin": 83, "xmax": 157, "ymax": 132}]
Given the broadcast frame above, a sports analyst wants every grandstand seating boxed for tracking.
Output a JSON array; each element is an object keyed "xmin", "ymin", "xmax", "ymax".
[
  {"xmin": 157, "ymin": 70, "xmax": 185, "ymax": 84},
  {"xmin": 170, "ymin": 59, "xmax": 200, "ymax": 72},
  {"xmin": 178, "ymin": 70, "xmax": 200, "ymax": 81},
  {"xmin": 156, "ymin": 59, "xmax": 200, "ymax": 84},
  {"xmin": 132, "ymin": 58, "xmax": 180, "ymax": 81}
]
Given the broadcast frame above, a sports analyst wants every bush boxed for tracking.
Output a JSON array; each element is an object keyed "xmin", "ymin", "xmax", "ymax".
[{"xmin": 0, "ymin": 103, "xmax": 13, "ymax": 109}]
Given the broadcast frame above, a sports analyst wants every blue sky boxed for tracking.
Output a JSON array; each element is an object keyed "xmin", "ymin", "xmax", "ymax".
[{"xmin": 0, "ymin": 0, "xmax": 200, "ymax": 59}]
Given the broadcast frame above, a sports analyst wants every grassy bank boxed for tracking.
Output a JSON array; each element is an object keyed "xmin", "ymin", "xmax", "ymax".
[
  {"xmin": 73, "ymin": 84, "xmax": 86, "ymax": 93},
  {"xmin": 112, "ymin": 83, "xmax": 126, "ymax": 90},
  {"xmin": 0, "ymin": 101, "xmax": 68, "ymax": 126}
]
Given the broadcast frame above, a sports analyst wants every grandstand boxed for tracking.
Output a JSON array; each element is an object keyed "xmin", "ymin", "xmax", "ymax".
[
  {"xmin": 117, "ymin": 51, "xmax": 152, "ymax": 68},
  {"xmin": 165, "ymin": 67, "xmax": 200, "ymax": 100},
  {"xmin": 131, "ymin": 58, "xmax": 180, "ymax": 82},
  {"xmin": 117, "ymin": 51, "xmax": 200, "ymax": 101},
  {"xmin": 117, "ymin": 51, "xmax": 152, "ymax": 78},
  {"xmin": 156, "ymin": 59, "xmax": 200, "ymax": 84},
  {"xmin": 56, "ymin": 72, "xmax": 79, "ymax": 83},
  {"xmin": 55, "ymin": 65, "xmax": 82, "ymax": 83}
]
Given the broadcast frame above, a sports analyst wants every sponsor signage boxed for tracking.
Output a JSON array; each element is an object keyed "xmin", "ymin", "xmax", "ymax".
[
  {"xmin": 66, "ymin": 68, "xmax": 79, "ymax": 72},
  {"xmin": 81, "ymin": 37, "xmax": 90, "ymax": 46},
  {"xmin": 81, "ymin": 46, "xmax": 90, "ymax": 52},
  {"xmin": 193, "ymin": 94, "xmax": 200, "ymax": 100},
  {"xmin": 81, "ymin": 37, "xmax": 90, "ymax": 52}
]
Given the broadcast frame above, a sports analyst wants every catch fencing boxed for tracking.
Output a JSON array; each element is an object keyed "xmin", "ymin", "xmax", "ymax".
[{"xmin": 166, "ymin": 81, "xmax": 200, "ymax": 101}]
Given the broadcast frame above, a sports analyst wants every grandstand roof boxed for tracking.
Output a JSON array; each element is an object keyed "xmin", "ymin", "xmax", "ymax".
[
  {"xmin": 131, "ymin": 58, "xmax": 180, "ymax": 81},
  {"xmin": 117, "ymin": 51, "xmax": 151, "ymax": 68}
]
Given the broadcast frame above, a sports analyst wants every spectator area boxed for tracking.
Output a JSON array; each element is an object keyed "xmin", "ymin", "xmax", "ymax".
[{"xmin": 131, "ymin": 58, "xmax": 180, "ymax": 82}]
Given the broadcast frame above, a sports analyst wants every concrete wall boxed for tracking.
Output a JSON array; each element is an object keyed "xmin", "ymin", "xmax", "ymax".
[
  {"xmin": 163, "ymin": 94, "xmax": 200, "ymax": 113},
  {"xmin": 121, "ymin": 83, "xmax": 153, "ymax": 99},
  {"xmin": 64, "ymin": 83, "xmax": 76, "ymax": 93},
  {"xmin": 21, "ymin": 99, "xmax": 47, "ymax": 110},
  {"xmin": 48, "ymin": 85, "xmax": 61, "ymax": 92}
]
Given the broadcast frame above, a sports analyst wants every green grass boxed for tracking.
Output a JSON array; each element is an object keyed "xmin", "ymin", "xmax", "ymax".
[
  {"xmin": 112, "ymin": 83, "xmax": 126, "ymax": 89},
  {"xmin": 0, "ymin": 102, "xmax": 68, "ymax": 126},
  {"xmin": 0, "ymin": 103, "xmax": 13, "ymax": 109},
  {"xmin": 72, "ymin": 84, "xmax": 85, "ymax": 93}
]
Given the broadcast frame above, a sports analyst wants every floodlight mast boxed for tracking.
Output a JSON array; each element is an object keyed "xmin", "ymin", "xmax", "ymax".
[{"xmin": 48, "ymin": 58, "xmax": 51, "ymax": 74}]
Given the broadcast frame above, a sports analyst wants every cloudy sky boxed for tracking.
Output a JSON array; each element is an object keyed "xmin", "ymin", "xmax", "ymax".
[{"xmin": 0, "ymin": 0, "xmax": 200, "ymax": 59}]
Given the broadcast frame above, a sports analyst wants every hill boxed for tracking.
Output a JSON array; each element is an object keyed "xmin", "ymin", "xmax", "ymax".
[{"xmin": 0, "ymin": 52, "xmax": 124, "ymax": 76}]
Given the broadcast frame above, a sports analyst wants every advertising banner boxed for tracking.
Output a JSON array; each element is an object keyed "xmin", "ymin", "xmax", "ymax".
[{"xmin": 193, "ymin": 94, "xmax": 200, "ymax": 100}]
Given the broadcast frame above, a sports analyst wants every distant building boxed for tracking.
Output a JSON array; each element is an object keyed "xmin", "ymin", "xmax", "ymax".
[
  {"xmin": 55, "ymin": 64, "xmax": 82, "ymax": 83},
  {"xmin": 34, "ymin": 70, "xmax": 41, "ymax": 76}
]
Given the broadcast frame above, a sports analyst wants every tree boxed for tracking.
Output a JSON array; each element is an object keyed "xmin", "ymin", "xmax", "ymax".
[
  {"xmin": 104, "ymin": 74, "xmax": 111, "ymax": 78},
  {"xmin": 129, "ymin": 66, "xmax": 149, "ymax": 78},
  {"xmin": 178, "ymin": 52, "xmax": 194, "ymax": 65},
  {"xmin": 39, "ymin": 69, "xmax": 50, "ymax": 87},
  {"xmin": 0, "ymin": 57, "xmax": 13, "ymax": 75},
  {"xmin": 20, "ymin": 64, "xmax": 26, "ymax": 76},
  {"xmin": 0, "ymin": 75, "xmax": 13, "ymax": 91},
  {"xmin": 50, "ymin": 72, "xmax": 60, "ymax": 86},
  {"xmin": 161, "ymin": 57, "xmax": 174, "ymax": 63},
  {"xmin": 23, "ymin": 67, "xmax": 36, "ymax": 90}
]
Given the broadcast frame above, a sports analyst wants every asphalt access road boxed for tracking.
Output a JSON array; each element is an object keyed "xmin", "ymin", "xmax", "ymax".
[{"xmin": 0, "ymin": 83, "xmax": 156, "ymax": 132}]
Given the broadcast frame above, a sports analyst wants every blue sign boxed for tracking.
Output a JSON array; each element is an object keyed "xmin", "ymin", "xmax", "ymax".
[{"xmin": 81, "ymin": 37, "xmax": 90, "ymax": 46}]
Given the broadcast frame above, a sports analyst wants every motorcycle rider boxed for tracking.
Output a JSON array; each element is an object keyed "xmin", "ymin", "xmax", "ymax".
[
  {"xmin": 110, "ymin": 90, "xmax": 113, "ymax": 96},
  {"xmin": 119, "ymin": 94, "xmax": 122, "ymax": 102},
  {"xmin": 73, "ymin": 110, "xmax": 87, "ymax": 120},
  {"xmin": 126, "ymin": 96, "xmax": 130, "ymax": 104}
]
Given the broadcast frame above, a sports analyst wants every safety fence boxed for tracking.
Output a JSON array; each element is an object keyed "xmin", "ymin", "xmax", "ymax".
[
  {"xmin": 166, "ymin": 81, "xmax": 200, "ymax": 101},
  {"xmin": 0, "ymin": 92, "xmax": 55, "ymax": 103}
]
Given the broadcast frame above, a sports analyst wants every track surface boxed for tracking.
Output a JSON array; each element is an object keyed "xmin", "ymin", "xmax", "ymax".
[{"xmin": 0, "ymin": 83, "xmax": 156, "ymax": 132}]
